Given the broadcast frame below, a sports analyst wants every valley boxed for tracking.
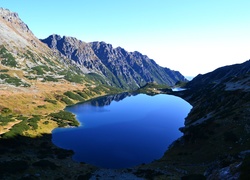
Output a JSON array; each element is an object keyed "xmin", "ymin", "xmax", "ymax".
[{"xmin": 0, "ymin": 7, "xmax": 250, "ymax": 180}]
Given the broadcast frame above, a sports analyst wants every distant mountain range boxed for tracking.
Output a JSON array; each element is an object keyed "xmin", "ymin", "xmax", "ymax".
[{"xmin": 0, "ymin": 8, "xmax": 186, "ymax": 90}]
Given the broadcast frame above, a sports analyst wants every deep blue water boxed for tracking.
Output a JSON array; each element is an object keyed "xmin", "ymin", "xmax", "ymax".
[{"xmin": 52, "ymin": 93, "xmax": 192, "ymax": 169}]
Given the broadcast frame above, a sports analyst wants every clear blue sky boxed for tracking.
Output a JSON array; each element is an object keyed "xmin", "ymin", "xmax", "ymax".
[{"xmin": 1, "ymin": 0, "xmax": 250, "ymax": 76}]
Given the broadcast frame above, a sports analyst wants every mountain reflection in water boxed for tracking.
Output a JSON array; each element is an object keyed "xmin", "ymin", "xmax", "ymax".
[{"xmin": 52, "ymin": 93, "xmax": 192, "ymax": 169}]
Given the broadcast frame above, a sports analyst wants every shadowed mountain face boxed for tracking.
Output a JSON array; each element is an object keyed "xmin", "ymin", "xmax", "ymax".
[
  {"xmin": 159, "ymin": 60, "xmax": 250, "ymax": 179},
  {"xmin": 41, "ymin": 35, "xmax": 187, "ymax": 89},
  {"xmin": 186, "ymin": 60, "xmax": 250, "ymax": 90}
]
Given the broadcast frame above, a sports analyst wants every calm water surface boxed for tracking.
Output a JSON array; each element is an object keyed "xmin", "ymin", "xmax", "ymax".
[{"xmin": 52, "ymin": 93, "xmax": 191, "ymax": 169}]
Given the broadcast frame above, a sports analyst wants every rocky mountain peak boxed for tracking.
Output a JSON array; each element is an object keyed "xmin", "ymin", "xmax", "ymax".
[
  {"xmin": 0, "ymin": 8, "xmax": 30, "ymax": 33},
  {"xmin": 42, "ymin": 34, "xmax": 88, "ymax": 51},
  {"xmin": 41, "ymin": 34, "xmax": 104, "ymax": 74},
  {"xmin": 0, "ymin": 8, "xmax": 48, "ymax": 51},
  {"xmin": 42, "ymin": 35, "xmax": 187, "ymax": 89}
]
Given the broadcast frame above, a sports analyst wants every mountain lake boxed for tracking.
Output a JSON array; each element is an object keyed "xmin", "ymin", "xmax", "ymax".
[{"xmin": 52, "ymin": 93, "xmax": 192, "ymax": 169}]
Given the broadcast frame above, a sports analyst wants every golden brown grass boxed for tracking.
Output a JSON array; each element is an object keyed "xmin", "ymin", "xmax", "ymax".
[
  {"xmin": 0, "ymin": 78, "xmax": 112, "ymax": 138},
  {"xmin": 23, "ymin": 119, "xmax": 58, "ymax": 137},
  {"xmin": 0, "ymin": 80, "xmax": 88, "ymax": 137},
  {"xmin": 0, "ymin": 81, "xmax": 85, "ymax": 114}
]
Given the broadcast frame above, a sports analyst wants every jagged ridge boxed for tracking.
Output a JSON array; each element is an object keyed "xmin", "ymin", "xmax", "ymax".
[{"xmin": 41, "ymin": 35, "xmax": 187, "ymax": 89}]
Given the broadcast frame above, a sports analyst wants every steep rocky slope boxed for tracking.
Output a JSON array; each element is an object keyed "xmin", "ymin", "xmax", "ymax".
[
  {"xmin": 0, "ymin": 8, "xmax": 90, "ymax": 88},
  {"xmin": 41, "ymin": 35, "xmax": 187, "ymax": 89},
  {"xmin": 139, "ymin": 60, "xmax": 250, "ymax": 179},
  {"xmin": 186, "ymin": 60, "xmax": 250, "ymax": 90},
  {"xmin": 90, "ymin": 41, "xmax": 186, "ymax": 87},
  {"xmin": 0, "ymin": 8, "xmax": 123, "ymax": 136}
]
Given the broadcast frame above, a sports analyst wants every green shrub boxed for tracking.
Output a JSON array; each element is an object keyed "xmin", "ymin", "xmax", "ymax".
[
  {"xmin": 37, "ymin": 105, "xmax": 46, "ymax": 108},
  {"xmin": 42, "ymin": 56, "xmax": 56, "ymax": 66},
  {"xmin": 49, "ymin": 110, "xmax": 79, "ymax": 127},
  {"xmin": 31, "ymin": 66, "xmax": 45, "ymax": 75},
  {"xmin": 43, "ymin": 121, "xmax": 49, "ymax": 125},
  {"xmin": 28, "ymin": 115, "xmax": 41, "ymax": 130},
  {"xmin": 0, "ymin": 46, "xmax": 17, "ymax": 67},
  {"xmin": 50, "ymin": 110, "xmax": 75, "ymax": 121},
  {"xmin": 0, "ymin": 115, "xmax": 14, "ymax": 126},
  {"xmin": 43, "ymin": 76, "xmax": 58, "ymax": 82},
  {"xmin": 59, "ymin": 70, "xmax": 85, "ymax": 83},
  {"xmin": 2, "ymin": 119, "xmax": 30, "ymax": 138},
  {"xmin": 65, "ymin": 73, "xmax": 85, "ymax": 83},
  {"xmin": 26, "ymin": 50, "xmax": 36, "ymax": 62},
  {"xmin": 24, "ymin": 75, "xmax": 37, "ymax": 80},
  {"xmin": 16, "ymin": 115, "xmax": 29, "ymax": 121},
  {"xmin": 84, "ymin": 73, "xmax": 107, "ymax": 85},
  {"xmin": 0, "ymin": 69, "xmax": 9, "ymax": 72},
  {"xmin": 64, "ymin": 91, "xmax": 84, "ymax": 101},
  {"xmin": 61, "ymin": 96, "xmax": 74, "ymax": 105},
  {"xmin": 44, "ymin": 98, "xmax": 57, "ymax": 105},
  {"xmin": 75, "ymin": 91, "xmax": 88, "ymax": 99},
  {"xmin": 0, "ymin": 73, "xmax": 10, "ymax": 79},
  {"xmin": 0, "ymin": 74, "xmax": 30, "ymax": 87},
  {"xmin": 1, "ymin": 107, "xmax": 12, "ymax": 114}
]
